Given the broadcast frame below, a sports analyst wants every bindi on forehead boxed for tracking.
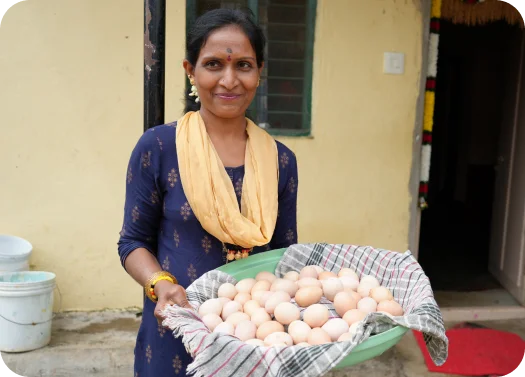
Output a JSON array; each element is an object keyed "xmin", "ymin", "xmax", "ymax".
[{"xmin": 227, "ymin": 48, "xmax": 232, "ymax": 61}]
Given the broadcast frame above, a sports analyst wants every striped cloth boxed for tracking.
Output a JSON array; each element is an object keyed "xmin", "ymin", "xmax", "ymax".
[{"xmin": 163, "ymin": 243, "xmax": 449, "ymax": 377}]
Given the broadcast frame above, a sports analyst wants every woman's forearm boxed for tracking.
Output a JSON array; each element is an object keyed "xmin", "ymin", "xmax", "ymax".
[{"xmin": 124, "ymin": 248, "xmax": 163, "ymax": 287}]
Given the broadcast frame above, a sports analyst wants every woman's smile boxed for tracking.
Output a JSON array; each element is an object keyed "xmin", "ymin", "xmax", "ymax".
[{"xmin": 215, "ymin": 92, "xmax": 242, "ymax": 101}]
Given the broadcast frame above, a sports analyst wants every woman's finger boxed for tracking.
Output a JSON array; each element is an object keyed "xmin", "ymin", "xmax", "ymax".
[
  {"xmin": 178, "ymin": 298, "xmax": 193, "ymax": 310},
  {"xmin": 172, "ymin": 286, "xmax": 193, "ymax": 310},
  {"xmin": 154, "ymin": 300, "xmax": 168, "ymax": 324}
]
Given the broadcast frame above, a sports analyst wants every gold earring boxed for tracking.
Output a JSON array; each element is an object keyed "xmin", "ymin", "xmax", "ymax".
[
  {"xmin": 188, "ymin": 75, "xmax": 199, "ymax": 103},
  {"xmin": 257, "ymin": 78, "xmax": 260, "ymax": 87}
]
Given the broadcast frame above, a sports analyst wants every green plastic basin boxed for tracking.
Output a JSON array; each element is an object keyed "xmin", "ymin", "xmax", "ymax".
[{"xmin": 216, "ymin": 248, "xmax": 409, "ymax": 369}]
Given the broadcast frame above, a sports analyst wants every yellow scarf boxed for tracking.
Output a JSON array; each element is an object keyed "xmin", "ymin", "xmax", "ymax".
[{"xmin": 176, "ymin": 111, "xmax": 279, "ymax": 248}]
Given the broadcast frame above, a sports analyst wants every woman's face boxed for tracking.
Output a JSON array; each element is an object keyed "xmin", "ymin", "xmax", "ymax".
[{"xmin": 184, "ymin": 25, "xmax": 263, "ymax": 119}]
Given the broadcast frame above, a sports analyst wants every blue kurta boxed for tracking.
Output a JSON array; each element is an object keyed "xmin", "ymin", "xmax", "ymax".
[{"xmin": 118, "ymin": 121, "xmax": 298, "ymax": 377}]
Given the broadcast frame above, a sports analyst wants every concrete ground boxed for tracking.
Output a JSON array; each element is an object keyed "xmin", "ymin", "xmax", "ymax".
[{"xmin": 2, "ymin": 310, "xmax": 525, "ymax": 377}]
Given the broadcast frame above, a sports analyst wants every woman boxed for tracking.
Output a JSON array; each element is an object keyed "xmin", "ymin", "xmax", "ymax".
[{"xmin": 118, "ymin": 8, "xmax": 298, "ymax": 377}]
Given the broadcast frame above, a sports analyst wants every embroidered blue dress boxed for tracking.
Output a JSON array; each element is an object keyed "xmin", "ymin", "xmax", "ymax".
[{"xmin": 117, "ymin": 122, "xmax": 298, "ymax": 377}]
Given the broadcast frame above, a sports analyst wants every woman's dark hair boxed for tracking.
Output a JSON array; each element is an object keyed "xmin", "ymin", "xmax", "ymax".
[{"xmin": 184, "ymin": 8, "xmax": 266, "ymax": 113}]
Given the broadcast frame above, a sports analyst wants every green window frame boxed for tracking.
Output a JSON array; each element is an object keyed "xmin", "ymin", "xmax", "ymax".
[{"xmin": 186, "ymin": 0, "xmax": 317, "ymax": 136}]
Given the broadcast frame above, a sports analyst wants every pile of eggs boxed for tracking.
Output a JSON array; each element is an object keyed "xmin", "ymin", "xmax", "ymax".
[{"xmin": 198, "ymin": 266, "xmax": 404, "ymax": 347}]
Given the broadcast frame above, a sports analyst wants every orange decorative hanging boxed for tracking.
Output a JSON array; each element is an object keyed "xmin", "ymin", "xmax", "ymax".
[
  {"xmin": 419, "ymin": 0, "xmax": 442, "ymax": 209},
  {"xmin": 441, "ymin": 0, "xmax": 523, "ymax": 27}
]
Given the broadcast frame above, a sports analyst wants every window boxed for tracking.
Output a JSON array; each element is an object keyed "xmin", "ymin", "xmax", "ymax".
[{"xmin": 187, "ymin": 0, "xmax": 317, "ymax": 136}]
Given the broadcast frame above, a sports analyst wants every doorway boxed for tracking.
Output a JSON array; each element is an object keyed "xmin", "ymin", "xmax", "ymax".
[{"xmin": 418, "ymin": 20, "xmax": 525, "ymax": 308}]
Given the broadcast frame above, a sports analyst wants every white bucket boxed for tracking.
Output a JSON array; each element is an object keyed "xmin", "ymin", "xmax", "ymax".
[
  {"xmin": 0, "ymin": 271, "xmax": 56, "ymax": 352},
  {"xmin": 0, "ymin": 235, "xmax": 33, "ymax": 272}
]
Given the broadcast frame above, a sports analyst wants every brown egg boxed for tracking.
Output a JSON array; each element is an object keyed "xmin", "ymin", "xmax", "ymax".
[
  {"xmin": 270, "ymin": 279, "xmax": 298, "ymax": 298},
  {"xmin": 202, "ymin": 313, "xmax": 223, "ymax": 331},
  {"xmin": 297, "ymin": 278, "xmax": 322, "ymax": 289},
  {"xmin": 236, "ymin": 278, "xmax": 257, "ymax": 294},
  {"xmin": 349, "ymin": 322, "xmax": 362, "ymax": 336},
  {"xmin": 265, "ymin": 291, "xmax": 291, "ymax": 314},
  {"xmin": 348, "ymin": 290, "xmax": 362, "ymax": 302},
  {"xmin": 360, "ymin": 276, "xmax": 381, "ymax": 296},
  {"xmin": 244, "ymin": 300, "xmax": 261, "ymax": 317},
  {"xmin": 322, "ymin": 319, "xmax": 349, "ymax": 342},
  {"xmin": 295, "ymin": 287, "xmax": 323, "ymax": 307},
  {"xmin": 303, "ymin": 304, "xmax": 329, "ymax": 328},
  {"xmin": 251, "ymin": 280, "xmax": 272, "ymax": 294},
  {"xmin": 234, "ymin": 320, "xmax": 257, "ymax": 341},
  {"xmin": 299, "ymin": 266, "xmax": 319, "ymax": 280},
  {"xmin": 268, "ymin": 343, "xmax": 287, "ymax": 348},
  {"xmin": 213, "ymin": 322, "xmax": 235, "ymax": 335},
  {"xmin": 307, "ymin": 328, "xmax": 332, "ymax": 345},
  {"xmin": 284, "ymin": 271, "xmax": 300, "ymax": 282},
  {"xmin": 251, "ymin": 291, "xmax": 265, "ymax": 304},
  {"xmin": 218, "ymin": 297, "xmax": 232, "ymax": 307},
  {"xmin": 338, "ymin": 268, "xmax": 359, "ymax": 280},
  {"xmin": 369, "ymin": 287, "xmax": 394, "ymax": 303},
  {"xmin": 274, "ymin": 302, "xmax": 300, "ymax": 325},
  {"xmin": 322, "ymin": 278, "xmax": 344, "ymax": 301},
  {"xmin": 234, "ymin": 292, "xmax": 252, "ymax": 306},
  {"xmin": 226, "ymin": 312, "xmax": 250, "ymax": 326},
  {"xmin": 337, "ymin": 332, "xmax": 353, "ymax": 342},
  {"xmin": 318, "ymin": 271, "xmax": 338, "ymax": 280},
  {"xmin": 221, "ymin": 300, "xmax": 242, "ymax": 320},
  {"xmin": 199, "ymin": 298, "xmax": 223, "ymax": 317},
  {"xmin": 287, "ymin": 320, "xmax": 312, "ymax": 344},
  {"xmin": 295, "ymin": 342, "xmax": 311, "ymax": 347},
  {"xmin": 333, "ymin": 291, "xmax": 358, "ymax": 317},
  {"xmin": 255, "ymin": 271, "xmax": 277, "ymax": 283},
  {"xmin": 377, "ymin": 300, "xmax": 404, "ymax": 316},
  {"xmin": 245, "ymin": 338, "xmax": 265, "ymax": 346},
  {"xmin": 257, "ymin": 291, "xmax": 274, "ymax": 307},
  {"xmin": 250, "ymin": 308, "xmax": 272, "ymax": 327},
  {"xmin": 342, "ymin": 309, "xmax": 367, "ymax": 326},
  {"xmin": 339, "ymin": 276, "xmax": 360, "ymax": 292},
  {"xmin": 264, "ymin": 332, "xmax": 293, "ymax": 346},
  {"xmin": 360, "ymin": 275, "xmax": 380, "ymax": 286},
  {"xmin": 256, "ymin": 321, "xmax": 285, "ymax": 340},
  {"xmin": 357, "ymin": 297, "xmax": 377, "ymax": 314},
  {"xmin": 357, "ymin": 281, "xmax": 378, "ymax": 297},
  {"xmin": 217, "ymin": 283, "xmax": 237, "ymax": 300},
  {"xmin": 312, "ymin": 266, "xmax": 324, "ymax": 275}
]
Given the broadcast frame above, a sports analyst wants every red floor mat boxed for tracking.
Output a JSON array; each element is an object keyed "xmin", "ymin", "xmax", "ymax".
[{"xmin": 413, "ymin": 328, "xmax": 525, "ymax": 376}]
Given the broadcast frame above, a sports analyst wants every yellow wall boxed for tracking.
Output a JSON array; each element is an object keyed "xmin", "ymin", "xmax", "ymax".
[
  {"xmin": 0, "ymin": 0, "xmax": 148, "ymax": 310},
  {"xmin": 286, "ymin": 0, "xmax": 423, "ymax": 251},
  {"xmin": 0, "ymin": 0, "xmax": 422, "ymax": 311}
]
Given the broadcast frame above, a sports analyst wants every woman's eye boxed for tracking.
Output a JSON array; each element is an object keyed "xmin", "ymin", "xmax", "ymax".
[
  {"xmin": 238, "ymin": 62, "xmax": 252, "ymax": 69},
  {"xmin": 205, "ymin": 61, "xmax": 221, "ymax": 68}
]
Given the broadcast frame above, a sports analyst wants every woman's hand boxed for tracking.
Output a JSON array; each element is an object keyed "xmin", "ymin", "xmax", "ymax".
[{"xmin": 153, "ymin": 280, "xmax": 194, "ymax": 325}]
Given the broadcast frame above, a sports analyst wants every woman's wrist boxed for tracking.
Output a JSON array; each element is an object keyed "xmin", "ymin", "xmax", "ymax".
[
  {"xmin": 144, "ymin": 271, "xmax": 178, "ymax": 302},
  {"xmin": 153, "ymin": 279, "xmax": 176, "ymax": 298}
]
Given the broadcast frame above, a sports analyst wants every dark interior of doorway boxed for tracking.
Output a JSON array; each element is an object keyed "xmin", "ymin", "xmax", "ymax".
[{"xmin": 418, "ymin": 20, "xmax": 521, "ymax": 292}]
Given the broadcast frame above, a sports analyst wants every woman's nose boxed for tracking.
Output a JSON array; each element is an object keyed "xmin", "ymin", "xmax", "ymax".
[{"xmin": 219, "ymin": 67, "xmax": 238, "ymax": 90}]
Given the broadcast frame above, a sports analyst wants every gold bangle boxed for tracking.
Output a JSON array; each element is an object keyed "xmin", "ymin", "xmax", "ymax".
[{"xmin": 144, "ymin": 271, "xmax": 178, "ymax": 303}]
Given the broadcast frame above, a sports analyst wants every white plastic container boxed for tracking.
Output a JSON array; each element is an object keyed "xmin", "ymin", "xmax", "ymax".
[
  {"xmin": 0, "ymin": 235, "xmax": 33, "ymax": 272},
  {"xmin": 0, "ymin": 271, "xmax": 56, "ymax": 352}
]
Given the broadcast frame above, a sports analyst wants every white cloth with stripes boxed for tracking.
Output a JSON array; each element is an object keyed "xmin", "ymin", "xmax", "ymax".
[{"xmin": 163, "ymin": 243, "xmax": 448, "ymax": 377}]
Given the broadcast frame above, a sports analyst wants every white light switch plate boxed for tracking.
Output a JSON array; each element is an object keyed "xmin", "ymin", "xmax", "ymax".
[{"xmin": 383, "ymin": 52, "xmax": 405, "ymax": 75}]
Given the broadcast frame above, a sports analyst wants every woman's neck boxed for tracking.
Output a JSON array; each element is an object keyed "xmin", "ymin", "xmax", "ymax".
[{"xmin": 199, "ymin": 107, "xmax": 247, "ymax": 141}]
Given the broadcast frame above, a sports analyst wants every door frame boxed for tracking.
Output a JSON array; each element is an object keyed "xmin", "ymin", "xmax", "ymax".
[
  {"xmin": 488, "ymin": 31, "xmax": 525, "ymax": 304},
  {"xmin": 408, "ymin": 0, "xmax": 431, "ymax": 260},
  {"xmin": 408, "ymin": 0, "xmax": 525, "ymax": 319}
]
